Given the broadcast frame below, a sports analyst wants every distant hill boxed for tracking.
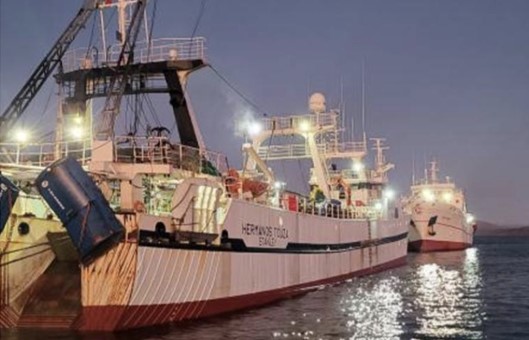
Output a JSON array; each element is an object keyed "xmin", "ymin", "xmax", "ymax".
[{"xmin": 475, "ymin": 220, "xmax": 529, "ymax": 236}]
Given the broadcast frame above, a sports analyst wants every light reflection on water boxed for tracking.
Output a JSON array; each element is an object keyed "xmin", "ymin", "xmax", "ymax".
[
  {"xmin": 264, "ymin": 248, "xmax": 487, "ymax": 340},
  {"xmin": 331, "ymin": 248, "xmax": 484, "ymax": 340},
  {"xmin": 340, "ymin": 276, "xmax": 404, "ymax": 339},
  {"xmin": 413, "ymin": 248, "xmax": 484, "ymax": 339}
]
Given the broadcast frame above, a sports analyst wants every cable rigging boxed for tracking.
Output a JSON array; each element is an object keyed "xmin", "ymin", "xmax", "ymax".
[
  {"xmin": 190, "ymin": 0, "xmax": 208, "ymax": 40},
  {"xmin": 207, "ymin": 64, "xmax": 268, "ymax": 118},
  {"xmin": 146, "ymin": 0, "xmax": 157, "ymax": 60}
]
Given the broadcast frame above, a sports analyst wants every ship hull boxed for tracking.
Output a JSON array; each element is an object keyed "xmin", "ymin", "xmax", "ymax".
[
  {"xmin": 0, "ymin": 196, "xmax": 63, "ymax": 328},
  {"xmin": 408, "ymin": 202, "xmax": 473, "ymax": 253},
  {"xmin": 408, "ymin": 239, "xmax": 470, "ymax": 252},
  {"xmin": 72, "ymin": 199, "xmax": 408, "ymax": 331},
  {"xmin": 75, "ymin": 255, "xmax": 405, "ymax": 330},
  {"xmin": 7, "ymin": 198, "xmax": 408, "ymax": 331}
]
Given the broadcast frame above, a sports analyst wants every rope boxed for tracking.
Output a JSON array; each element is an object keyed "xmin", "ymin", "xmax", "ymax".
[
  {"xmin": 208, "ymin": 64, "xmax": 267, "ymax": 116},
  {"xmin": 146, "ymin": 0, "xmax": 158, "ymax": 60},
  {"xmin": 84, "ymin": 13, "xmax": 97, "ymax": 61},
  {"xmin": 0, "ymin": 247, "xmax": 53, "ymax": 268},
  {"xmin": 0, "ymin": 238, "xmax": 68, "ymax": 256},
  {"xmin": 190, "ymin": 0, "xmax": 208, "ymax": 40}
]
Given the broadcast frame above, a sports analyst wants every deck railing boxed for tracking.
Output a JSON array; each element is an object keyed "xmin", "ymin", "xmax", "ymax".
[
  {"xmin": 0, "ymin": 135, "xmax": 227, "ymax": 177},
  {"xmin": 257, "ymin": 141, "xmax": 367, "ymax": 160},
  {"xmin": 0, "ymin": 139, "xmax": 91, "ymax": 167},
  {"xmin": 275, "ymin": 195, "xmax": 384, "ymax": 220},
  {"xmin": 259, "ymin": 112, "xmax": 338, "ymax": 133},
  {"xmin": 62, "ymin": 37, "xmax": 206, "ymax": 73},
  {"xmin": 113, "ymin": 136, "xmax": 228, "ymax": 176}
]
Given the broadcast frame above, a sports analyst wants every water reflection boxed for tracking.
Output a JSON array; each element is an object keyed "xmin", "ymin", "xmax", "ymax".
[
  {"xmin": 413, "ymin": 248, "xmax": 484, "ymax": 339},
  {"xmin": 341, "ymin": 276, "xmax": 403, "ymax": 339},
  {"xmin": 320, "ymin": 248, "xmax": 485, "ymax": 339}
]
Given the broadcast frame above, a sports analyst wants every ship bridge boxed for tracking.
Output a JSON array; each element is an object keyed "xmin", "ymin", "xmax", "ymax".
[{"xmin": 244, "ymin": 99, "xmax": 369, "ymax": 199}]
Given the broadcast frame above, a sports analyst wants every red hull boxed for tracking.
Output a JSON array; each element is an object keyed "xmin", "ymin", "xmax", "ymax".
[
  {"xmin": 73, "ymin": 256, "xmax": 407, "ymax": 331},
  {"xmin": 408, "ymin": 240, "xmax": 471, "ymax": 253}
]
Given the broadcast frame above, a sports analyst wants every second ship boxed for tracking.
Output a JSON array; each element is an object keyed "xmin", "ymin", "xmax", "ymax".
[{"xmin": 403, "ymin": 160, "xmax": 476, "ymax": 252}]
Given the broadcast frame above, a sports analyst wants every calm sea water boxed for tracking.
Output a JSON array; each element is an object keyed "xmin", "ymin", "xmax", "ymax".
[{"xmin": 3, "ymin": 236, "xmax": 529, "ymax": 340}]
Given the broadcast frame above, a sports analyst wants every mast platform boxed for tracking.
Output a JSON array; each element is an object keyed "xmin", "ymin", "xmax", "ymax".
[
  {"xmin": 55, "ymin": 38, "xmax": 207, "ymax": 101},
  {"xmin": 55, "ymin": 59, "xmax": 206, "ymax": 100}
]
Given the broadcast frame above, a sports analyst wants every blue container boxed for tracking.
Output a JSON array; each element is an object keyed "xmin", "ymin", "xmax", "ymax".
[
  {"xmin": 0, "ymin": 174, "xmax": 19, "ymax": 235},
  {"xmin": 36, "ymin": 157, "xmax": 124, "ymax": 264}
]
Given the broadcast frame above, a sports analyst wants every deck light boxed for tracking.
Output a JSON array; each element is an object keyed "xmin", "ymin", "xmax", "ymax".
[
  {"xmin": 384, "ymin": 188, "xmax": 395, "ymax": 200},
  {"xmin": 442, "ymin": 192, "xmax": 453, "ymax": 202},
  {"xmin": 352, "ymin": 161, "xmax": 364, "ymax": 172},
  {"xmin": 466, "ymin": 214, "xmax": 475, "ymax": 224},
  {"xmin": 299, "ymin": 120, "xmax": 311, "ymax": 132},
  {"xmin": 422, "ymin": 189, "xmax": 435, "ymax": 202},
  {"xmin": 70, "ymin": 126, "xmax": 84, "ymax": 139},
  {"xmin": 14, "ymin": 129, "xmax": 29, "ymax": 143},
  {"xmin": 73, "ymin": 116, "xmax": 83, "ymax": 125},
  {"xmin": 247, "ymin": 121, "xmax": 262, "ymax": 137}
]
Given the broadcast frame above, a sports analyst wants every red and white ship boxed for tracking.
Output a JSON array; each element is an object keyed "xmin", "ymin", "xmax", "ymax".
[
  {"xmin": 1, "ymin": 0, "xmax": 408, "ymax": 331},
  {"xmin": 403, "ymin": 160, "xmax": 476, "ymax": 252}
]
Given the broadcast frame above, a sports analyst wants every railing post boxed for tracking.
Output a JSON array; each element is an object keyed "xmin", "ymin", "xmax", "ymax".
[
  {"xmin": 200, "ymin": 150, "xmax": 205, "ymax": 174},
  {"xmin": 15, "ymin": 144, "xmax": 21, "ymax": 164},
  {"xmin": 39, "ymin": 144, "xmax": 44, "ymax": 166},
  {"xmin": 179, "ymin": 144, "xmax": 183, "ymax": 170}
]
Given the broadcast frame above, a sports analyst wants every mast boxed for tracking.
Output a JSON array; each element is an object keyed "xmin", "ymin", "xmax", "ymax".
[
  {"xmin": 411, "ymin": 153, "xmax": 416, "ymax": 185},
  {"xmin": 118, "ymin": 0, "xmax": 127, "ymax": 45},
  {"xmin": 430, "ymin": 159, "xmax": 439, "ymax": 183},
  {"xmin": 96, "ymin": 0, "xmax": 148, "ymax": 139},
  {"xmin": 54, "ymin": 84, "xmax": 64, "ymax": 159},
  {"xmin": 361, "ymin": 60, "xmax": 367, "ymax": 145},
  {"xmin": 371, "ymin": 138, "xmax": 394, "ymax": 182}
]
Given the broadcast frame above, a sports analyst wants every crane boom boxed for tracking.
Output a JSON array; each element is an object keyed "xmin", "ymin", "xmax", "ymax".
[{"xmin": 0, "ymin": 0, "xmax": 101, "ymax": 140}]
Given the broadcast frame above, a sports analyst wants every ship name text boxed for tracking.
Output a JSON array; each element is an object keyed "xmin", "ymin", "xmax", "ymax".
[{"xmin": 241, "ymin": 222, "xmax": 289, "ymax": 247}]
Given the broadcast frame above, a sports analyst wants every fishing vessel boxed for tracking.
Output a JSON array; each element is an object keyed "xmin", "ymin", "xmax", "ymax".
[
  {"xmin": 1, "ymin": 0, "xmax": 408, "ymax": 331},
  {"xmin": 403, "ymin": 160, "xmax": 476, "ymax": 252},
  {"xmin": 0, "ymin": 176, "xmax": 63, "ymax": 327}
]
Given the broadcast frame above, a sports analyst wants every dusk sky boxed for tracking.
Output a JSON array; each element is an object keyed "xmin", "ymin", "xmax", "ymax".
[{"xmin": 1, "ymin": 0, "xmax": 528, "ymax": 225}]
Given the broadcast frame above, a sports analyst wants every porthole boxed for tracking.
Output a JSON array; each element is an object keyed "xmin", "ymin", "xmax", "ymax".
[{"xmin": 18, "ymin": 222, "xmax": 30, "ymax": 236}]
